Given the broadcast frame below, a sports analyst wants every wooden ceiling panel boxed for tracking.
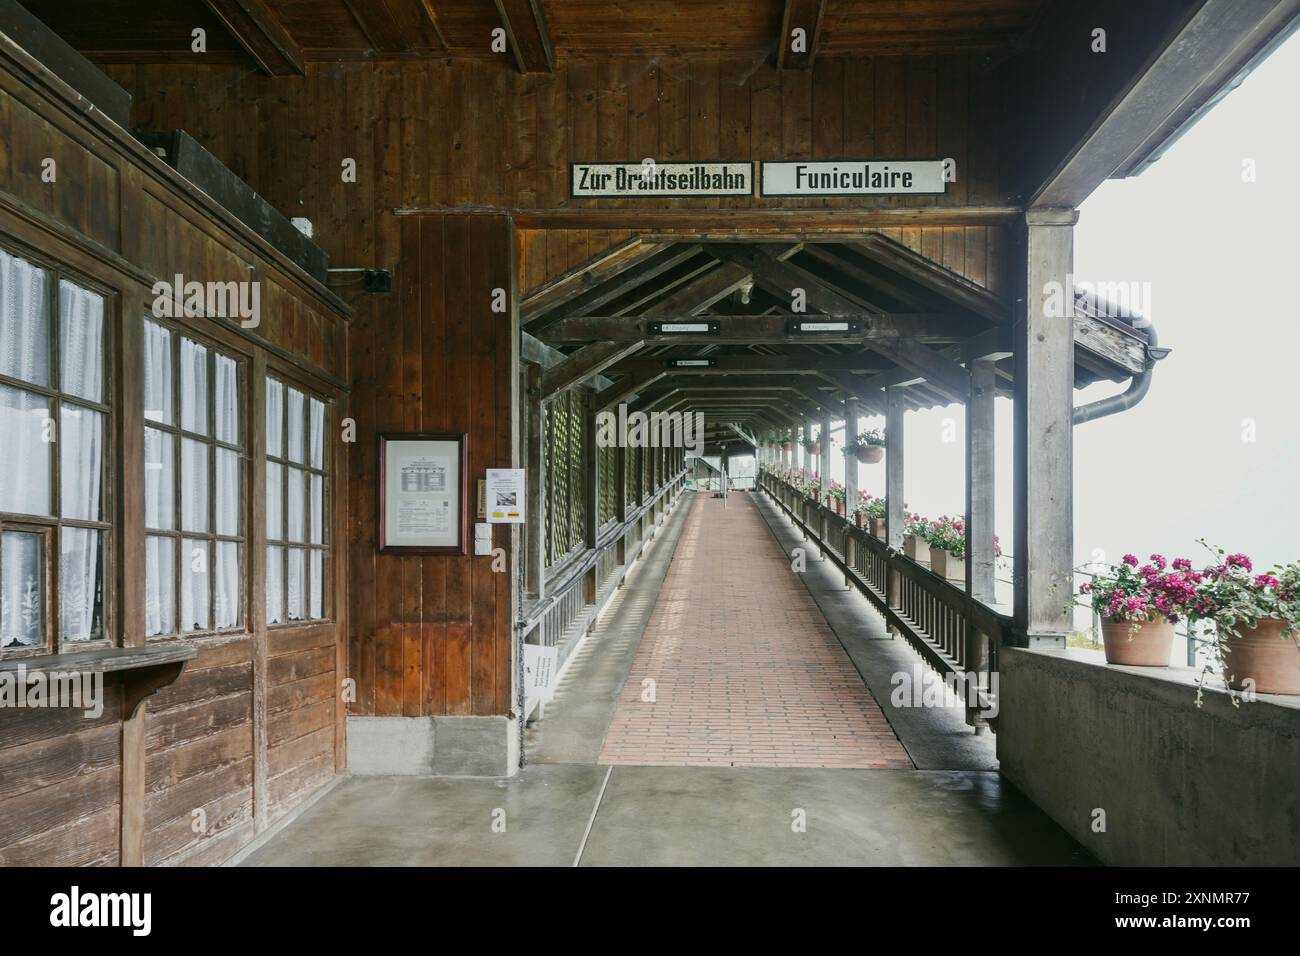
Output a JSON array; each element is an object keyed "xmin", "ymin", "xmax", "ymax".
[{"xmin": 18, "ymin": 0, "xmax": 1053, "ymax": 64}]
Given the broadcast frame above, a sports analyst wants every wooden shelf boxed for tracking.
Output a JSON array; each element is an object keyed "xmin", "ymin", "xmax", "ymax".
[{"xmin": 0, "ymin": 644, "xmax": 196, "ymax": 718}]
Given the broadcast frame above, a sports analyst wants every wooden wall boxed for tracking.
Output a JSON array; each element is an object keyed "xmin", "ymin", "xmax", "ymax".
[
  {"xmin": 0, "ymin": 38, "xmax": 348, "ymax": 865},
  {"xmin": 346, "ymin": 213, "xmax": 517, "ymax": 718}
]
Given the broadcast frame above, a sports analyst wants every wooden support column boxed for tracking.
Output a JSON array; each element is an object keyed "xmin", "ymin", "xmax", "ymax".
[
  {"xmin": 843, "ymin": 397, "xmax": 859, "ymax": 507},
  {"xmin": 885, "ymin": 387, "xmax": 906, "ymax": 623},
  {"xmin": 1014, "ymin": 208, "xmax": 1077, "ymax": 648},
  {"xmin": 965, "ymin": 359, "xmax": 997, "ymax": 603},
  {"xmin": 819, "ymin": 411, "xmax": 832, "ymax": 500},
  {"xmin": 525, "ymin": 363, "xmax": 545, "ymax": 601}
]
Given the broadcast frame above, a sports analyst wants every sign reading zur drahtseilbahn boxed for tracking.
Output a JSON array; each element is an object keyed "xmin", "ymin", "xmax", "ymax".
[{"xmin": 570, "ymin": 162, "xmax": 753, "ymax": 197}]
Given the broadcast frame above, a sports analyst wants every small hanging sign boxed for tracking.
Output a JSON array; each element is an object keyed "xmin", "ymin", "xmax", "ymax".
[
  {"xmin": 572, "ymin": 161, "xmax": 754, "ymax": 197},
  {"xmin": 760, "ymin": 160, "xmax": 946, "ymax": 197}
]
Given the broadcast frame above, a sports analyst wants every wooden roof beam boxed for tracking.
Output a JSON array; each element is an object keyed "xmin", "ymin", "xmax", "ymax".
[
  {"xmin": 539, "ymin": 341, "xmax": 645, "ymax": 398},
  {"xmin": 203, "ymin": 0, "xmax": 304, "ymax": 76},
  {"xmin": 539, "ymin": 314, "xmax": 959, "ymax": 345},
  {"xmin": 704, "ymin": 243, "xmax": 871, "ymax": 317},
  {"xmin": 778, "ymin": 0, "xmax": 827, "ymax": 70},
  {"xmin": 495, "ymin": 0, "xmax": 557, "ymax": 73}
]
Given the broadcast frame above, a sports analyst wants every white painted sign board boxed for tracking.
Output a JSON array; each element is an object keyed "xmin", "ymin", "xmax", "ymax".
[
  {"xmin": 761, "ymin": 160, "xmax": 946, "ymax": 196},
  {"xmin": 572, "ymin": 162, "xmax": 754, "ymax": 197},
  {"xmin": 524, "ymin": 644, "xmax": 558, "ymax": 712}
]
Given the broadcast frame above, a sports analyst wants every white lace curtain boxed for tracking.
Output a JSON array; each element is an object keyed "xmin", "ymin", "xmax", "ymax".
[
  {"xmin": 57, "ymin": 280, "xmax": 105, "ymax": 643},
  {"xmin": 0, "ymin": 251, "xmax": 52, "ymax": 518}
]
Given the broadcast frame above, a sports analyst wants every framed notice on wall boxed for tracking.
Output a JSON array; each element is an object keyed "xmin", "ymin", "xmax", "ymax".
[{"xmin": 378, "ymin": 433, "xmax": 467, "ymax": 554}]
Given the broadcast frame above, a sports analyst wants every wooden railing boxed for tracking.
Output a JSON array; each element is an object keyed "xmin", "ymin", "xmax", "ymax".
[
  {"xmin": 760, "ymin": 470, "xmax": 1009, "ymax": 731},
  {"xmin": 518, "ymin": 468, "xmax": 688, "ymax": 693}
]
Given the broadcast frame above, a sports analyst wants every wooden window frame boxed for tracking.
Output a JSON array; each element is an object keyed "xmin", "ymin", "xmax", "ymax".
[
  {"xmin": 0, "ymin": 244, "xmax": 114, "ymax": 658},
  {"xmin": 142, "ymin": 316, "xmax": 249, "ymax": 640},
  {"xmin": 265, "ymin": 375, "xmax": 331, "ymax": 627}
]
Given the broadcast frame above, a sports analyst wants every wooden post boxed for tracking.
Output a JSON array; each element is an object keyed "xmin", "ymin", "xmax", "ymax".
[
  {"xmin": 885, "ymin": 387, "xmax": 905, "ymax": 551},
  {"xmin": 843, "ymin": 395, "xmax": 859, "ymax": 510},
  {"xmin": 819, "ymin": 411, "xmax": 831, "ymax": 500},
  {"xmin": 1014, "ymin": 207, "xmax": 1077, "ymax": 648},
  {"xmin": 965, "ymin": 359, "xmax": 997, "ymax": 603},
  {"xmin": 885, "ymin": 387, "xmax": 905, "ymax": 620},
  {"xmin": 525, "ymin": 363, "xmax": 545, "ymax": 601}
]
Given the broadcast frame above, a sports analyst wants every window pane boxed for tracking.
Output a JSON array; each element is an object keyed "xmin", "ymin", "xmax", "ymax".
[
  {"xmin": 0, "ymin": 250, "xmax": 51, "ymax": 386},
  {"xmin": 309, "ymin": 398, "xmax": 325, "ymax": 469},
  {"xmin": 0, "ymin": 385, "xmax": 52, "ymax": 516},
  {"xmin": 266, "ymin": 545, "xmax": 283, "ymax": 625},
  {"xmin": 266, "ymin": 461, "xmax": 282, "ymax": 540},
  {"xmin": 215, "ymin": 447, "xmax": 240, "ymax": 536},
  {"xmin": 180, "ymin": 338, "xmax": 208, "ymax": 435},
  {"xmin": 309, "ymin": 474, "xmax": 324, "ymax": 544},
  {"xmin": 60, "ymin": 405, "xmax": 104, "ymax": 521},
  {"xmin": 214, "ymin": 353, "xmax": 239, "ymax": 445},
  {"xmin": 144, "ymin": 535, "xmax": 175, "ymax": 638},
  {"xmin": 143, "ymin": 319, "xmax": 172, "ymax": 424},
  {"xmin": 265, "ymin": 379, "xmax": 283, "ymax": 458},
  {"xmin": 286, "ymin": 467, "xmax": 306, "ymax": 542},
  {"xmin": 144, "ymin": 427, "xmax": 174, "ymax": 530},
  {"xmin": 60, "ymin": 527, "xmax": 103, "ymax": 642},
  {"xmin": 1, "ymin": 530, "xmax": 44, "ymax": 650},
  {"xmin": 180, "ymin": 538, "xmax": 210, "ymax": 632},
  {"xmin": 309, "ymin": 549, "xmax": 324, "ymax": 620},
  {"xmin": 286, "ymin": 388, "xmax": 305, "ymax": 463},
  {"xmin": 214, "ymin": 541, "xmax": 241, "ymax": 629},
  {"xmin": 181, "ymin": 439, "xmax": 210, "ymax": 532},
  {"xmin": 286, "ymin": 548, "xmax": 305, "ymax": 621},
  {"xmin": 58, "ymin": 279, "xmax": 104, "ymax": 403}
]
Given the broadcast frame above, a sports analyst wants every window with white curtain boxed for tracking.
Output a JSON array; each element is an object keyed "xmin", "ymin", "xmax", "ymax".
[
  {"xmin": 1, "ymin": 248, "xmax": 109, "ymax": 656},
  {"xmin": 143, "ymin": 318, "xmax": 244, "ymax": 638},
  {"xmin": 266, "ymin": 378, "xmax": 328, "ymax": 624}
]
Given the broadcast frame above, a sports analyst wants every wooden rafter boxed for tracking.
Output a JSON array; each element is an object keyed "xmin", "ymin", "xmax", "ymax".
[
  {"xmin": 538, "ymin": 313, "xmax": 959, "ymax": 345},
  {"xmin": 203, "ymin": 0, "xmax": 304, "ymax": 76},
  {"xmin": 539, "ymin": 341, "xmax": 645, "ymax": 398},
  {"xmin": 495, "ymin": 0, "xmax": 556, "ymax": 73},
  {"xmin": 777, "ymin": 0, "xmax": 827, "ymax": 70},
  {"xmin": 341, "ymin": 0, "xmax": 448, "ymax": 55}
]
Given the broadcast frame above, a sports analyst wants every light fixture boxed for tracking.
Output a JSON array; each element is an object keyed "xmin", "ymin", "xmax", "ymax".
[{"xmin": 667, "ymin": 358, "xmax": 716, "ymax": 368}]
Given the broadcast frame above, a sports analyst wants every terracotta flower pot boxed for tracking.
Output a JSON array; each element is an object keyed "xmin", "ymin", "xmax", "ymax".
[
  {"xmin": 870, "ymin": 517, "xmax": 886, "ymax": 539},
  {"xmin": 808, "ymin": 442, "xmax": 821, "ymax": 455},
  {"xmin": 931, "ymin": 548, "xmax": 965, "ymax": 582},
  {"xmin": 855, "ymin": 445, "xmax": 884, "ymax": 464},
  {"xmin": 782, "ymin": 443, "xmax": 792, "ymax": 452},
  {"xmin": 1220, "ymin": 618, "xmax": 1300, "ymax": 695},
  {"xmin": 1101, "ymin": 618, "xmax": 1174, "ymax": 666},
  {"xmin": 855, "ymin": 512, "xmax": 867, "ymax": 529},
  {"xmin": 904, "ymin": 534, "xmax": 930, "ymax": 563}
]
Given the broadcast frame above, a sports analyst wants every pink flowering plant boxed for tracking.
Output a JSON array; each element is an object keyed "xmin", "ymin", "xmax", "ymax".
[
  {"xmin": 1191, "ymin": 544, "xmax": 1300, "ymax": 641},
  {"xmin": 827, "ymin": 480, "xmax": 846, "ymax": 503},
  {"xmin": 904, "ymin": 513, "xmax": 932, "ymax": 537},
  {"xmin": 1077, "ymin": 553, "xmax": 1199, "ymax": 625},
  {"xmin": 925, "ymin": 516, "xmax": 966, "ymax": 558},
  {"xmin": 844, "ymin": 428, "xmax": 886, "ymax": 453}
]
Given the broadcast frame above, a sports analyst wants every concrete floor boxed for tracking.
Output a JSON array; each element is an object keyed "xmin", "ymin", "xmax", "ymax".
[{"xmin": 242, "ymin": 490, "xmax": 1093, "ymax": 866}]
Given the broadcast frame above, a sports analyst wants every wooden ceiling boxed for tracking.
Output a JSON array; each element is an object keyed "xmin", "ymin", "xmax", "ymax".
[
  {"xmin": 21, "ymin": 0, "xmax": 1051, "ymax": 72},
  {"xmin": 521, "ymin": 235, "xmax": 1148, "ymax": 428}
]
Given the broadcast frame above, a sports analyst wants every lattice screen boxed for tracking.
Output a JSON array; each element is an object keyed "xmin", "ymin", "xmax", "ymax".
[
  {"xmin": 598, "ymin": 443, "xmax": 617, "ymax": 525},
  {"xmin": 543, "ymin": 390, "xmax": 588, "ymax": 568}
]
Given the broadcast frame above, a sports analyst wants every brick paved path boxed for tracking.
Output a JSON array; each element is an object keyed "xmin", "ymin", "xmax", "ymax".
[{"xmin": 598, "ymin": 493, "xmax": 913, "ymax": 769}]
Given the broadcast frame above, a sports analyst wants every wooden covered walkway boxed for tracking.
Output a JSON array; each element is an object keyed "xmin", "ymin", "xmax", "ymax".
[{"xmin": 599, "ymin": 493, "xmax": 911, "ymax": 769}]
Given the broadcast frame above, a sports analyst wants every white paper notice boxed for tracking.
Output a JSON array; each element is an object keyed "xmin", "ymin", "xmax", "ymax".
[
  {"xmin": 384, "ymin": 440, "xmax": 459, "ymax": 547},
  {"xmin": 485, "ymin": 468, "xmax": 526, "ymax": 524}
]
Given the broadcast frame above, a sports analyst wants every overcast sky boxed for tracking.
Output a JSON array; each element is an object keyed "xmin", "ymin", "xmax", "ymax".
[{"xmin": 780, "ymin": 31, "xmax": 1300, "ymax": 588}]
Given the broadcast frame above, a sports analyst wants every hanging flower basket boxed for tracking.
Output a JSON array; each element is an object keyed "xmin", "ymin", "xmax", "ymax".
[
  {"xmin": 855, "ymin": 445, "xmax": 884, "ymax": 464},
  {"xmin": 782, "ymin": 442, "xmax": 793, "ymax": 452},
  {"xmin": 1101, "ymin": 618, "xmax": 1175, "ymax": 666},
  {"xmin": 808, "ymin": 442, "xmax": 821, "ymax": 456},
  {"xmin": 1220, "ymin": 618, "xmax": 1300, "ymax": 695}
]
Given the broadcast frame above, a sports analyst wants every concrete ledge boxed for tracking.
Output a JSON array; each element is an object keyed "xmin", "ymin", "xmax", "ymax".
[
  {"xmin": 997, "ymin": 646, "xmax": 1300, "ymax": 865},
  {"xmin": 348, "ymin": 715, "xmax": 520, "ymax": 777}
]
